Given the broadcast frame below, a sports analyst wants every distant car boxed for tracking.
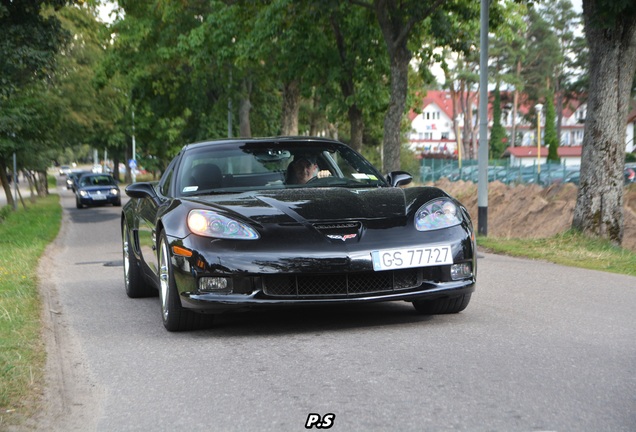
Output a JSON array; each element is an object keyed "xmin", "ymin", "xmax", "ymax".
[
  {"xmin": 564, "ymin": 168, "xmax": 634, "ymax": 186},
  {"xmin": 66, "ymin": 170, "xmax": 90, "ymax": 190},
  {"xmin": 75, "ymin": 173, "xmax": 121, "ymax": 208},
  {"xmin": 59, "ymin": 165, "xmax": 72, "ymax": 176},
  {"xmin": 122, "ymin": 137, "xmax": 476, "ymax": 331}
]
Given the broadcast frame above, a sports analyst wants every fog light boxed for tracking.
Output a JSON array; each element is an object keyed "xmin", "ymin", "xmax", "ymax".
[
  {"xmin": 199, "ymin": 277, "xmax": 232, "ymax": 293},
  {"xmin": 450, "ymin": 263, "xmax": 472, "ymax": 280}
]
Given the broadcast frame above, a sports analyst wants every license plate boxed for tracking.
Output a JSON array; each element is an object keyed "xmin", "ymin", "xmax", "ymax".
[
  {"xmin": 91, "ymin": 194, "xmax": 106, "ymax": 200},
  {"xmin": 371, "ymin": 245, "xmax": 453, "ymax": 271}
]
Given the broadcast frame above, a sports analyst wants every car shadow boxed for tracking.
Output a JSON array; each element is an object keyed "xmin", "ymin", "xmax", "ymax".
[
  {"xmin": 68, "ymin": 205, "xmax": 121, "ymax": 224},
  {"xmin": 189, "ymin": 302, "xmax": 444, "ymax": 337}
]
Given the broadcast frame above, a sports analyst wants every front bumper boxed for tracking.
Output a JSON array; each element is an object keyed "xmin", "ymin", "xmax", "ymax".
[
  {"xmin": 168, "ymin": 227, "xmax": 476, "ymax": 314},
  {"xmin": 78, "ymin": 193, "xmax": 120, "ymax": 205}
]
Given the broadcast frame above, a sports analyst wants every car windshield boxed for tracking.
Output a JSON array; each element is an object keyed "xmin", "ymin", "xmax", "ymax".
[
  {"xmin": 175, "ymin": 141, "xmax": 388, "ymax": 196},
  {"xmin": 79, "ymin": 175, "xmax": 116, "ymax": 187}
]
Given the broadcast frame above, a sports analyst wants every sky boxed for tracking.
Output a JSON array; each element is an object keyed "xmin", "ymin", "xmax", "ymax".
[{"xmin": 97, "ymin": 1, "xmax": 118, "ymax": 24}]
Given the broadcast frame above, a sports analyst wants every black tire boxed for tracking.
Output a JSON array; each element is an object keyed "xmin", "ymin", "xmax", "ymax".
[
  {"xmin": 76, "ymin": 197, "xmax": 83, "ymax": 209},
  {"xmin": 412, "ymin": 293, "xmax": 472, "ymax": 315},
  {"xmin": 113, "ymin": 199, "xmax": 122, "ymax": 207},
  {"xmin": 158, "ymin": 231, "xmax": 214, "ymax": 331},
  {"xmin": 122, "ymin": 221, "xmax": 155, "ymax": 298}
]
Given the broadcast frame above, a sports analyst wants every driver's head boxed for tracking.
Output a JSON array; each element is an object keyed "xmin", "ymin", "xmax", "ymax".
[{"xmin": 290, "ymin": 156, "xmax": 318, "ymax": 184}]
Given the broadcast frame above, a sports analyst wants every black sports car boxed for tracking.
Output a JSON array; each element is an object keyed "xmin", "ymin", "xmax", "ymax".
[
  {"xmin": 75, "ymin": 173, "xmax": 122, "ymax": 208},
  {"xmin": 122, "ymin": 137, "xmax": 476, "ymax": 331}
]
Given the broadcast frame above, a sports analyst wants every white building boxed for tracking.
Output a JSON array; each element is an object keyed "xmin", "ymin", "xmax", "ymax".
[{"xmin": 409, "ymin": 90, "xmax": 636, "ymax": 162}]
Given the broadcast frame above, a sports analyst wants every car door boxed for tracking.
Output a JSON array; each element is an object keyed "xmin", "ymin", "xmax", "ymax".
[{"xmin": 137, "ymin": 161, "xmax": 177, "ymax": 280}]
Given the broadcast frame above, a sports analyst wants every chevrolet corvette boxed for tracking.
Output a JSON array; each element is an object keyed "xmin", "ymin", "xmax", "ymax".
[{"xmin": 121, "ymin": 137, "xmax": 476, "ymax": 331}]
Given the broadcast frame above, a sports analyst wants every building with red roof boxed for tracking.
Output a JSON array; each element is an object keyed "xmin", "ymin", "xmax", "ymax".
[{"xmin": 409, "ymin": 90, "xmax": 635, "ymax": 164}]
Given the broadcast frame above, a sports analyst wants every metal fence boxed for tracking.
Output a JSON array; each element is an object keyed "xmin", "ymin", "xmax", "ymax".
[{"xmin": 419, "ymin": 158, "xmax": 579, "ymax": 186}]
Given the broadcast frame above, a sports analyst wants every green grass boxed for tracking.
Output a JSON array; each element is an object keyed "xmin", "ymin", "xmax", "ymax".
[
  {"xmin": 0, "ymin": 195, "xmax": 62, "ymax": 425},
  {"xmin": 478, "ymin": 229, "xmax": 636, "ymax": 277}
]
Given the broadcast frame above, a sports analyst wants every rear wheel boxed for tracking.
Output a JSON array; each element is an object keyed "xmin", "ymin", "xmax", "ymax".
[
  {"xmin": 122, "ymin": 221, "xmax": 155, "ymax": 298},
  {"xmin": 412, "ymin": 293, "xmax": 472, "ymax": 315},
  {"xmin": 158, "ymin": 232, "xmax": 213, "ymax": 331}
]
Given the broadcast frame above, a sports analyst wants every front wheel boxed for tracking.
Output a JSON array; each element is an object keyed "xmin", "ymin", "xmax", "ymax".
[
  {"xmin": 122, "ymin": 221, "xmax": 155, "ymax": 298},
  {"xmin": 412, "ymin": 293, "xmax": 472, "ymax": 315},
  {"xmin": 158, "ymin": 232, "xmax": 213, "ymax": 331}
]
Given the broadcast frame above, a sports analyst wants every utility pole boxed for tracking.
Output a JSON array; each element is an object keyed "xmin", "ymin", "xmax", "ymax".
[{"xmin": 477, "ymin": 0, "xmax": 490, "ymax": 236}]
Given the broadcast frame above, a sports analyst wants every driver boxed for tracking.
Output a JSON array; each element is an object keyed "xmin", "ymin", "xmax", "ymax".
[{"xmin": 286, "ymin": 156, "xmax": 330, "ymax": 185}]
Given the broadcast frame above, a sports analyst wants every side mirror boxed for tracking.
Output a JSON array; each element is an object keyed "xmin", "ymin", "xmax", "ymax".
[
  {"xmin": 386, "ymin": 171, "xmax": 412, "ymax": 188},
  {"xmin": 125, "ymin": 182, "xmax": 157, "ymax": 199}
]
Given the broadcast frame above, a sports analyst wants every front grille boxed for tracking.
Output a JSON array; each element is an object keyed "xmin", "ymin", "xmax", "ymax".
[{"xmin": 262, "ymin": 268, "xmax": 439, "ymax": 298}]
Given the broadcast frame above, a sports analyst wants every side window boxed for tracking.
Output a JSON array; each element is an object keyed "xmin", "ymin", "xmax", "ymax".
[
  {"xmin": 159, "ymin": 159, "xmax": 178, "ymax": 196},
  {"xmin": 159, "ymin": 169, "xmax": 173, "ymax": 196}
]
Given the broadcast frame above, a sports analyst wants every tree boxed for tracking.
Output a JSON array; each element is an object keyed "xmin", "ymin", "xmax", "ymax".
[
  {"xmin": 488, "ymin": 0, "xmax": 528, "ymax": 148},
  {"xmin": 543, "ymin": 90, "xmax": 559, "ymax": 163},
  {"xmin": 324, "ymin": 1, "xmax": 389, "ymax": 151},
  {"xmin": 572, "ymin": 0, "xmax": 636, "ymax": 245},
  {"xmin": 522, "ymin": 6, "xmax": 561, "ymax": 103},
  {"xmin": 539, "ymin": 0, "xmax": 583, "ymax": 146},
  {"xmin": 489, "ymin": 86, "xmax": 507, "ymax": 159},
  {"xmin": 0, "ymin": 0, "xmax": 76, "ymax": 208}
]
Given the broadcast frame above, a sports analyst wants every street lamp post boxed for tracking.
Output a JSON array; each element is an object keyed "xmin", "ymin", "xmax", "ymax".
[{"xmin": 535, "ymin": 103, "xmax": 543, "ymax": 176}]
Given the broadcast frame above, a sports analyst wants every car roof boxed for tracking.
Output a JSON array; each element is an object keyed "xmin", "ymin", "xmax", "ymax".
[{"xmin": 181, "ymin": 136, "xmax": 345, "ymax": 152}]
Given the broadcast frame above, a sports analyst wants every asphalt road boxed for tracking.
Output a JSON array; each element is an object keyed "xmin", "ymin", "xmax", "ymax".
[{"xmin": 38, "ymin": 177, "xmax": 636, "ymax": 432}]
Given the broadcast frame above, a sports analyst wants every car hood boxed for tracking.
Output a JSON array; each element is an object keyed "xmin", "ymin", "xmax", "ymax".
[
  {"xmin": 183, "ymin": 187, "xmax": 444, "ymax": 226},
  {"xmin": 79, "ymin": 185, "xmax": 117, "ymax": 191}
]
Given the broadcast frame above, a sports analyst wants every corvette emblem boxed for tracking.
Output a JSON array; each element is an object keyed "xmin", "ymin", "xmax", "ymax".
[{"xmin": 326, "ymin": 233, "xmax": 357, "ymax": 241}]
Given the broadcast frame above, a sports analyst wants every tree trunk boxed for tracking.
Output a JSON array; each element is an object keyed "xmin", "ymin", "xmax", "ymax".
[
  {"xmin": 281, "ymin": 80, "xmax": 300, "ymax": 135},
  {"xmin": 0, "ymin": 158, "xmax": 15, "ymax": 208},
  {"xmin": 572, "ymin": 1, "xmax": 636, "ymax": 245},
  {"xmin": 381, "ymin": 45, "xmax": 410, "ymax": 172},
  {"xmin": 38, "ymin": 170, "xmax": 48, "ymax": 196},
  {"xmin": 113, "ymin": 156, "xmax": 121, "ymax": 182},
  {"xmin": 555, "ymin": 88, "xmax": 563, "ymax": 147},
  {"xmin": 348, "ymin": 105, "xmax": 364, "ymax": 152},
  {"xmin": 239, "ymin": 77, "xmax": 252, "ymax": 137}
]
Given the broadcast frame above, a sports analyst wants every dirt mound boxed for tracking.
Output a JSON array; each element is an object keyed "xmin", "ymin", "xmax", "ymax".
[{"xmin": 433, "ymin": 179, "xmax": 636, "ymax": 252}]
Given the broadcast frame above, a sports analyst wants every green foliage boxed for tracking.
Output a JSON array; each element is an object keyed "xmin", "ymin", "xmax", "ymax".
[
  {"xmin": 0, "ymin": 195, "xmax": 61, "ymax": 422},
  {"xmin": 0, "ymin": 0, "xmax": 70, "ymax": 98},
  {"xmin": 489, "ymin": 87, "xmax": 507, "ymax": 159},
  {"xmin": 544, "ymin": 90, "xmax": 559, "ymax": 163},
  {"xmin": 522, "ymin": 6, "xmax": 561, "ymax": 102}
]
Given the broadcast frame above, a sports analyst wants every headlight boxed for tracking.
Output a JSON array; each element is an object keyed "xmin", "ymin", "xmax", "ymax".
[
  {"xmin": 414, "ymin": 198, "xmax": 462, "ymax": 231},
  {"xmin": 110, "ymin": 188, "xmax": 119, "ymax": 195},
  {"xmin": 79, "ymin": 190, "xmax": 88, "ymax": 197},
  {"xmin": 187, "ymin": 209, "xmax": 259, "ymax": 240}
]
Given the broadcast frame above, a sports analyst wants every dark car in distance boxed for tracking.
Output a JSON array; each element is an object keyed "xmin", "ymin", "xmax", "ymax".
[
  {"xmin": 66, "ymin": 170, "xmax": 91, "ymax": 191},
  {"xmin": 75, "ymin": 173, "xmax": 121, "ymax": 208},
  {"xmin": 122, "ymin": 137, "xmax": 477, "ymax": 331}
]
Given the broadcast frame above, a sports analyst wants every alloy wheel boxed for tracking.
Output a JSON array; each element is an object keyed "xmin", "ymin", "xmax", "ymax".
[{"xmin": 159, "ymin": 239, "xmax": 170, "ymax": 322}]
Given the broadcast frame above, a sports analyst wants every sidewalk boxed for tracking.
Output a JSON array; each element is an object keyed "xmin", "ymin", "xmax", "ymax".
[{"xmin": 0, "ymin": 177, "xmax": 50, "ymax": 207}]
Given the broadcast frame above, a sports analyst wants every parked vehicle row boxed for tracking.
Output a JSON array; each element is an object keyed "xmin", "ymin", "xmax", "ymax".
[
  {"xmin": 421, "ymin": 161, "xmax": 636, "ymax": 187},
  {"xmin": 58, "ymin": 169, "xmax": 122, "ymax": 209}
]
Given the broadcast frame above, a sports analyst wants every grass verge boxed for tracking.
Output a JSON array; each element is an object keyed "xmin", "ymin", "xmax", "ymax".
[
  {"xmin": 0, "ymin": 194, "xmax": 62, "ymax": 426},
  {"xmin": 477, "ymin": 229, "xmax": 636, "ymax": 277}
]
